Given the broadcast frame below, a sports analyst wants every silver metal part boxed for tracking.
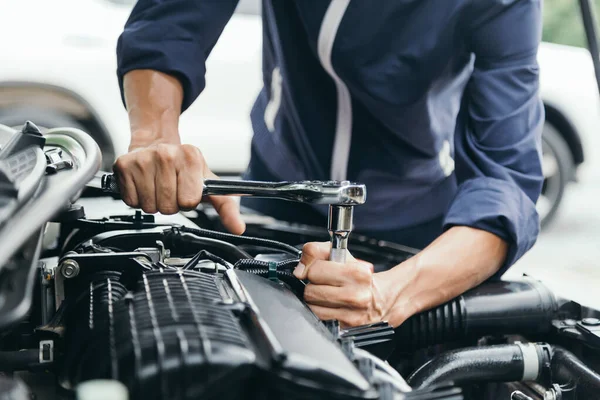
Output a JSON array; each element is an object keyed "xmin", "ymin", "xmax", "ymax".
[
  {"xmin": 543, "ymin": 390, "xmax": 557, "ymax": 400},
  {"xmin": 60, "ymin": 259, "xmax": 80, "ymax": 279},
  {"xmin": 328, "ymin": 205, "xmax": 354, "ymax": 263},
  {"xmin": 98, "ymin": 174, "xmax": 368, "ymax": 262},
  {"xmin": 515, "ymin": 342, "xmax": 540, "ymax": 381},
  {"xmin": 99, "ymin": 175, "xmax": 367, "ymax": 206}
]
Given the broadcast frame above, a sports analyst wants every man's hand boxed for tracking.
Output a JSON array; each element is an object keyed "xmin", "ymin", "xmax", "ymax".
[
  {"xmin": 115, "ymin": 69, "xmax": 245, "ymax": 235},
  {"xmin": 113, "ymin": 143, "xmax": 245, "ymax": 234},
  {"xmin": 293, "ymin": 242, "xmax": 397, "ymax": 328},
  {"xmin": 295, "ymin": 226, "xmax": 509, "ymax": 328}
]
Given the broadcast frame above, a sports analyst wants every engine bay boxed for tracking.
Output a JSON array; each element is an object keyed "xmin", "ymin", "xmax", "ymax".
[{"xmin": 0, "ymin": 123, "xmax": 599, "ymax": 400}]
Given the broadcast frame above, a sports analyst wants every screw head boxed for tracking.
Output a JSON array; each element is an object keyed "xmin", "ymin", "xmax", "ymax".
[{"xmin": 60, "ymin": 259, "xmax": 80, "ymax": 278}]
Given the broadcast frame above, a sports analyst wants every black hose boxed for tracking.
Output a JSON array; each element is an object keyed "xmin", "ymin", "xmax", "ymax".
[
  {"xmin": 394, "ymin": 279, "xmax": 557, "ymax": 351},
  {"xmin": 234, "ymin": 258, "xmax": 299, "ymax": 272},
  {"xmin": 407, "ymin": 343, "xmax": 600, "ymax": 397},
  {"xmin": 0, "ymin": 350, "xmax": 40, "ymax": 371},
  {"xmin": 407, "ymin": 344, "xmax": 537, "ymax": 389},
  {"xmin": 178, "ymin": 226, "xmax": 301, "ymax": 258},
  {"xmin": 551, "ymin": 346, "xmax": 600, "ymax": 398}
]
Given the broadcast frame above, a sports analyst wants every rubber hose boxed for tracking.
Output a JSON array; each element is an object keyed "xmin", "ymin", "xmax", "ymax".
[
  {"xmin": 407, "ymin": 344, "xmax": 530, "ymax": 389},
  {"xmin": 0, "ymin": 350, "xmax": 39, "ymax": 371},
  {"xmin": 394, "ymin": 279, "xmax": 557, "ymax": 351},
  {"xmin": 551, "ymin": 346, "xmax": 600, "ymax": 398},
  {"xmin": 179, "ymin": 226, "xmax": 301, "ymax": 257}
]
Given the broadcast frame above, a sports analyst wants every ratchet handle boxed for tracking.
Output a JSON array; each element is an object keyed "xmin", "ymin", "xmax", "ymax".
[
  {"xmin": 100, "ymin": 173, "xmax": 365, "ymax": 205},
  {"xmin": 100, "ymin": 174, "xmax": 296, "ymax": 198}
]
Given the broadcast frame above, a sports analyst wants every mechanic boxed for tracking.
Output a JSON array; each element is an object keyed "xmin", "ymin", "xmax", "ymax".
[{"xmin": 113, "ymin": 0, "xmax": 544, "ymax": 328}]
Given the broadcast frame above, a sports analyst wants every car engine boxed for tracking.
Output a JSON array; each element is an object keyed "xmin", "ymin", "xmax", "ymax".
[{"xmin": 0, "ymin": 122, "xmax": 599, "ymax": 400}]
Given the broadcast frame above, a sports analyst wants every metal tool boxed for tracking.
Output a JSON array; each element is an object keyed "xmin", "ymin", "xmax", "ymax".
[{"xmin": 91, "ymin": 173, "xmax": 367, "ymax": 263}]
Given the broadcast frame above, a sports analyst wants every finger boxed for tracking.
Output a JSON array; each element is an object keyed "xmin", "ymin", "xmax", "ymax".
[
  {"xmin": 304, "ymin": 284, "xmax": 372, "ymax": 309},
  {"xmin": 113, "ymin": 158, "xmax": 139, "ymax": 207},
  {"xmin": 155, "ymin": 152, "xmax": 178, "ymax": 215},
  {"xmin": 132, "ymin": 159, "xmax": 157, "ymax": 214},
  {"xmin": 301, "ymin": 260, "xmax": 373, "ymax": 286},
  {"xmin": 204, "ymin": 170, "xmax": 246, "ymax": 235},
  {"xmin": 300, "ymin": 242, "xmax": 357, "ymax": 265},
  {"xmin": 177, "ymin": 146, "xmax": 204, "ymax": 210},
  {"xmin": 307, "ymin": 304, "xmax": 367, "ymax": 328},
  {"xmin": 210, "ymin": 196, "xmax": 246, "ymax": 235},
  {"xmin": 295, "ymin": 242, "xmax": 359, "ymax": 281},
  {"xmin": 306, "ymin": 303, "xmax": 344, "ymax": 321},
  {"xmin": 115, "ymin": 170, "xmax": 139, "ymax": 208}
]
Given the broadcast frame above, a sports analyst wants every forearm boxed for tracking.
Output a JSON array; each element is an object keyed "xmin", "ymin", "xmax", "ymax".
[
  {"xmin": 123, "ymin": 70, "xmax": 184, "ymax": 149},
  {"xmin": 383, "ymin": 226, "xmax": 508, "ymax": 327}
]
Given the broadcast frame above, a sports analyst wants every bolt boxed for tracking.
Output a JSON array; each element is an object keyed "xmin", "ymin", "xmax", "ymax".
[
  {"xmin": 60, "ymin": 259, "xmax": 80, "ymax": 278},
  {"xmin": 543, "ymin": 390, "xmax": 557, "ymax": 400}
]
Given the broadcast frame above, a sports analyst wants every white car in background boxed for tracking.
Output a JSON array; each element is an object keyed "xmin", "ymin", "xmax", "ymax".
[{"xmin": 0, "ymin": 0, "xmax": 598, "ymax": 228}]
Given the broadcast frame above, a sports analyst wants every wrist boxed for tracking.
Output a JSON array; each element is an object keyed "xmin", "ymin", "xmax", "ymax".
[
  {"xmin": 377, "ymin": 259, "xmax": 422, "ymax": 327},
  {"xmin": 128, "ymin": 128, "xmax": 180, "ymax": 151}
]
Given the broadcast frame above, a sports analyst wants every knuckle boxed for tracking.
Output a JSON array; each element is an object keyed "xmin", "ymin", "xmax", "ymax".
[
  {"xmin": 155, "ymin": 144, "xmax": 176, "ymax": 164},
  {"xmin": 181, "ymin": 144, "xmax": 203, "ymax": 161},
  {"xmin": 132, "ymin": 153, "xmax": 149, "ymax": 169},
  {"xmin": 351, "ymin": 265, "xmax": 372, "ymax": 283},
  {"xmin": 302, "ymin": 242, "xmax": 320, "ymax": 258},
  {"xmin": 113, "ymin": 157, "xmax": 128, "ymax": 172}
]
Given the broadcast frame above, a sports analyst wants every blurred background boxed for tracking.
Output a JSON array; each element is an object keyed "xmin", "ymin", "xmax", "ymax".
[{"xmin": 0, "ymin": 0, "xmax": 598, "ymax": 300}]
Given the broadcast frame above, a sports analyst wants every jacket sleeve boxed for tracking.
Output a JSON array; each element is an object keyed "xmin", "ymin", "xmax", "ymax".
[
  {"xmin": 444, "ymin": 0, "xmax": 545, "ymax": 274},
  {"xmin": 116, "ymin": 0, "xmax": 240, "ymax": 112}
]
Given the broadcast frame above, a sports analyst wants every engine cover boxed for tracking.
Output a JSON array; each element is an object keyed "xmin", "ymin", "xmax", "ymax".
[{"xmin": 59, "ymin": 264, "xmax": 377, "ymax": 399}]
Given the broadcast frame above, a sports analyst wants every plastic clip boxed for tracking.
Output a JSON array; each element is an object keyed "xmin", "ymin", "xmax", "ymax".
[{"xmin": 268, "ymin": 262, "xmax": 279, "ymax": 282}]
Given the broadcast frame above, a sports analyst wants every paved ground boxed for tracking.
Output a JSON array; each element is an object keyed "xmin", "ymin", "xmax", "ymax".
[{"xmin": 508, "ymin": 130, "xmax": 600, "ymax": 310}]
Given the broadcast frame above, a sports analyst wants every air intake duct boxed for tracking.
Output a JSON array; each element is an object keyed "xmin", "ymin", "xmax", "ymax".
[{"xmin": 394, "ymin": 279, "xmax": 557, "ymax": 351}]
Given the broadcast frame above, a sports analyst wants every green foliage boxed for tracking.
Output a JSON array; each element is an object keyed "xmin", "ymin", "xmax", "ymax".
[{"xmin": 543, "ymin": 0, "xmax": 600, "ymax": 47}]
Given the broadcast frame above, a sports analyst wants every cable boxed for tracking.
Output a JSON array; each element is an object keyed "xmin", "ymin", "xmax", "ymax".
[
  {"xmin": 178, "ymin": 226, "xmax": 301, "ymax": 257},
  {"xmin": 234, "ymin": 258, "xmax": 299, "ymax": 272},
  {"xmin": 183, "ymin": 250, "xmax": 233, "ymax": 270}
]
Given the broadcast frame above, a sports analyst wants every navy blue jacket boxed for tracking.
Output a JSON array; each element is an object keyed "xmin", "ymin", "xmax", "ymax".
[{"xmin": 116, "ymin": 0, "xmax": 544, "ymax": 271}]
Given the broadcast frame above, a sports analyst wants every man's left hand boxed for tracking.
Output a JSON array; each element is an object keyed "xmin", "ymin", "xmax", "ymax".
[{"xmin": 293, "ymin": 242, "xmax": 396, "ymax": 328}]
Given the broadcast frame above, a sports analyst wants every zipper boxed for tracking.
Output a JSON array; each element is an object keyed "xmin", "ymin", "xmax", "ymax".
[{"xmin": 317, "ymin": 0, "xmax": 352, "ymax": 181}]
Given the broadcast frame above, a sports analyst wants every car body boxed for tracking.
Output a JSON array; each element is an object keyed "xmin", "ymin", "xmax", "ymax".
[{"xmin": 0, "ymin": 0, "xmax": 598, "ymax": 226}]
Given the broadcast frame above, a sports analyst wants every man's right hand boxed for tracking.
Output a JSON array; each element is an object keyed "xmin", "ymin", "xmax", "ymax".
[{"xmin": 115, "ymin": 70, "xmax": 246, "ymax": 235}]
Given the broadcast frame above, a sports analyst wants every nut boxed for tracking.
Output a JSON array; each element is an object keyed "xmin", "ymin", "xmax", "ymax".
[{"xmin": 60, "ymin": 259, "xmax": 80, "ymax": 278}]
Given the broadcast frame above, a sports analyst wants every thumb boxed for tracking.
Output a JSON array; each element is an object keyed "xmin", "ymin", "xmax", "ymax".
[
  {"xmin": 204, "ymin": 170, "xmax": 246, "ymax": 235},
  {"xmin": 209, "ymin": 195, "xmax": 246, "ymax": 235}
]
